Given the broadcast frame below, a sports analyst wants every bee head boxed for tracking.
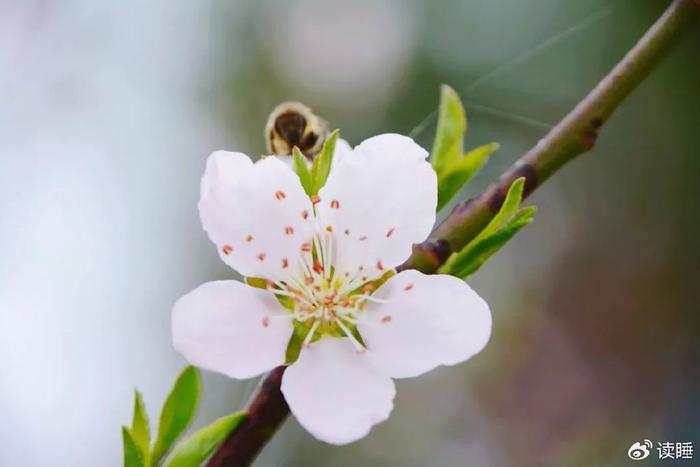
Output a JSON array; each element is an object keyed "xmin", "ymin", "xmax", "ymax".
[{"xmin": 265, "ymin": 102, "xmax": 328, "ymax": 159}]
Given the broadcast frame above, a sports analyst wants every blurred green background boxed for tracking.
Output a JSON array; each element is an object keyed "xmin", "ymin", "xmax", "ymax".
[{"xmin": 1, "ymin": 0, "xmax": 698, "ymax": 466}]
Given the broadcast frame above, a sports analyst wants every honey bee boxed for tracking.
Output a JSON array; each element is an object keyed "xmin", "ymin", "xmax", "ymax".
[{"xmin": 265, "ymin": 101, "xmax": 328, "ymax": 160}]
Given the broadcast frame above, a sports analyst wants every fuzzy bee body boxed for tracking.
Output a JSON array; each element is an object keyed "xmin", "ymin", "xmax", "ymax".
[{"xmin": 265, "ymin": 102, "xmax": 328, "ymax": 160}]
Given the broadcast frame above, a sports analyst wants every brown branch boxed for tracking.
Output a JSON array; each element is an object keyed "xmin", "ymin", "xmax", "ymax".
[
  {"xmin": 206, "ymin": 366, "xmax": 289, "ymax": 467},
  {"xmin": 207, "ymin": 1, "xmax": 699, "ymax": 465},
  {"xmin": 402, "ymin": 0, "xmax": 700, "ymax": 272}
]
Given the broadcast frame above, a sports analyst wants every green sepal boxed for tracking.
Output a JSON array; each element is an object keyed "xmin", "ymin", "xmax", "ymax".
[
  {"xmin": 244, "ymin": 277, "xmax": 268, "ymax": 289},
  {"xmin": 130, "ymin": 390, "xmax": 150, "ymax": 462},
  {"xmin": 164, "ymin": 412, "xmax": 245, "ymax": 467},
  {"xmin": 431, "ymin": 84, "xmax": 466, "ymax": 175},
  {"xmin": 292, "ymin": 147, "xmax": 315, "ymax": 197},
  {"xmin": 437, "ymin": 142, "xmax": 499, "ymax": 210},
  {"xmin": 285, "ymin": 321, "xmax": 306, "ymax": 364},
  {"xmin": 310, "ymin": 129, "xmax": 339, "ymax": 194},
  {"xmin": 122, "ymin": 427, "xmax": 146, "ymax": 467},
  {"xmin": 440, "ymin": 177, "xmax": 536, "ymax": 278},
  {"xmin": 151, "ymin": 366, "xmax": 201, "ymax": 466}
]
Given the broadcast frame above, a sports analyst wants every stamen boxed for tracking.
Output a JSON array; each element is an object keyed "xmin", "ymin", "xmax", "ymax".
[
  {"xmin": 221, "ymin": 244, "xmax": 233, "ymax": 255},
  {"xmin": 335, "ymin": 319, "xmax": 366, "ymax": 352},
  {"xmin": 355, "ymin": 294, "xmax": 392, "ymax": 304},
  {"xmin": 302, "ymin": 320, "xmax": 320, "ymax": 347}
]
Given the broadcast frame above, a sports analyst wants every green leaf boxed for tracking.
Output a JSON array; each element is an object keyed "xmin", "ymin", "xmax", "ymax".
[
  {"xmin": 165, "ymin": 412, "xmax": 245, "ymax": 467},
  {"xmin": 437, "ymin": 142, "xmax": 499, "ymax": 211},
  {"xmin": 431, "ymin": 84, "xmax": 466, "ymax": 174},
  {"xmin": 123, "ymin": 427, "xmax": 146, "ymax": 467},
  {"xmin": 151, "ymin": 366, "xmax": 201, "ymax": 466},
  {"xmin": 478, "ymin": 177, "xmax": 526, "ymax": 241},
  {"xmin": 440, "ymin": 177, "xmax": 536, "ymax": 279},
  {"xmin": 311, "ymin": 129, "xmax": 339, "ymax": 193},
  {"xmin": 443, "ymin": 206, "xmax": 537, "ymax": 278},
  {"xmin": 292, "ymin": 147, "xmax": 314, "ymax": 196},
  {"xmin": 131, "ymin": 390, "xmax": 151, "ymax": 460}
]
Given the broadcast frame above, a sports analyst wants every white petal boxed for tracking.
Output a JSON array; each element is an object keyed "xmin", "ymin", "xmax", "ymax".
[
  {"xmin": 199, "ymin": 151, "xmax": 315, "ymax": 280},
  {"xmin": 317, "ymin": 134, "xmax": 436, "ymax": 277},
  {"xmin": 358, "ymin": 270, "xmax": 491, "ymax": 379},
  {"xmin": 281, "ymin": 337, "xmax": 395, "ymax": 444},
  {"xmin": 172, "ymin": 280, "xmax": 293, "ymax": 379},
  {"xmin": 328, "ymin": 138, "xmax": 353, "ymax": 171}
]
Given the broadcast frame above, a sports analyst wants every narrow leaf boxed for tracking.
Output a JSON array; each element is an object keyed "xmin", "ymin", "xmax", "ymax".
[
  {"xmin": 431, "ymin": 84, "xmax": 466, "ymax": 174},
  {"xmin": 436, "ymin": 142, "xmax": 499, "ymax": 211},
  {"xmin": 151, "ymin": 366, "xmax": 201, "ymax": 465},
  {"xmin": 131, "ymin": 390, "xmax": 150, "ymax": 458},
  {"xmin": 479, "ymin": 177, "xmax": 525, "ymax": 240},
  {"xmin": 123, "ymin": 427, "xmax": 146, "ymax": 467},
  {"xmin": 443, "ymin": 206, "xmax": 537, "ymax": 278},
  {"xmin": 165, "ymin": 412, "xmax": 246, "ymax": 467},
  {"xmin": 311, "ymin": 129, "xmax": 339, "ymax": 193},
  {"xmin": 292, "ymin": 147, "xmax": 314, "ymax": 196}
]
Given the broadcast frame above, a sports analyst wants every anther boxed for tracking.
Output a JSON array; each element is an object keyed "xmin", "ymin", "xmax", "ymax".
[
  {"xmin": 281, "ymin": 258, "xmax": 289, "ymax": 268},
  {"xmin": 325, "ymin": 225, "xmax": 333, "ymax": 233},
  {"xmin": 312, "ymin": 262, "xmax": 324, "ymax": 274},
  {"xmin": 404, "ymin": 283, "xmax": 414, "ymax": 291},
  {"xmin": 330, "ymin": 199, "xmax": 340, "ymax": 209},
  {"xmin": 344, "ymin": 229, "xmax": 350, "ymax": 235},
  {"xmin": 275, "ymin": 190, "xmax": 286, "ymax": 200},
  {"xmin": 262, "ymin": 317, "xmax": 270, "ymax": 327},
  {"xmin": 386, "ymin": 228, "xmax": 395, "ymax": 238},
  {"xmin": 359, "ymin": 235, "xmax": 368, "ymax": 241},
  {"xmin": 245, "ymin": 234, "xmax": 253, "ymax": 242},
  {"xmin": 285, "ymin": 226, "xmax": 294, "ymax": 235},
  {"xmin": 381, "ymin": 315, "xmax": 392, "ymax": 324},
  {"xmin": 221, "ymin": 244, "xmax": 233, "ymax": 255},
  {"xmin": 376, "ymin": 260, "xmax": 384, "ymax": 271},
  {"xmin": 301, "ymin": 242, "xmax": 312, "ymax": 252},
  {"xmin": 257, "ymin": 252, "xmax": 266, "ymax": 261},
  {"xmin": 311, "ymin": 195, "xmax": 321, "ymax": 204},
  {"xmin": 301, "ymin": 210, "xmax": 309, "ymax": 220}
]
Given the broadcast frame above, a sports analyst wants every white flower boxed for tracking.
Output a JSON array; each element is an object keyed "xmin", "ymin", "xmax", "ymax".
[{"xmin": 172, "ymin": 134, "xmax": 492, "ymax": 444}]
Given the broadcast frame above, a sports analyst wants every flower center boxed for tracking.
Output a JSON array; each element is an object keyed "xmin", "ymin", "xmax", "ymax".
[{"xmin": 265, "ymin": 230, "xmax": 390, "ymax": 351}]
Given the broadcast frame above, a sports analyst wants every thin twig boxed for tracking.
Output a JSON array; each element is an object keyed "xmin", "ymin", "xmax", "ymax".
[
  {"xmin": 401, "ymin": 0, "xmax": 700, "ymax": 273},
  {"xmin": 208, "ymin": 1, "xmax": 699, "ymax": 465}
]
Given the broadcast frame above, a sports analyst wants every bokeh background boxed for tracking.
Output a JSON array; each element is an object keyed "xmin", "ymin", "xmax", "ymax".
[{"xmin": 1, "ymin": 0, "xmax": 698, "ymax": 465}]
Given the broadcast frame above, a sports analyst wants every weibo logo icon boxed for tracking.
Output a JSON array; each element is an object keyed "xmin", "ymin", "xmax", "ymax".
[{"xmin": 628, "ymin": 440, "xmax": 652, "ymax": 460}]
